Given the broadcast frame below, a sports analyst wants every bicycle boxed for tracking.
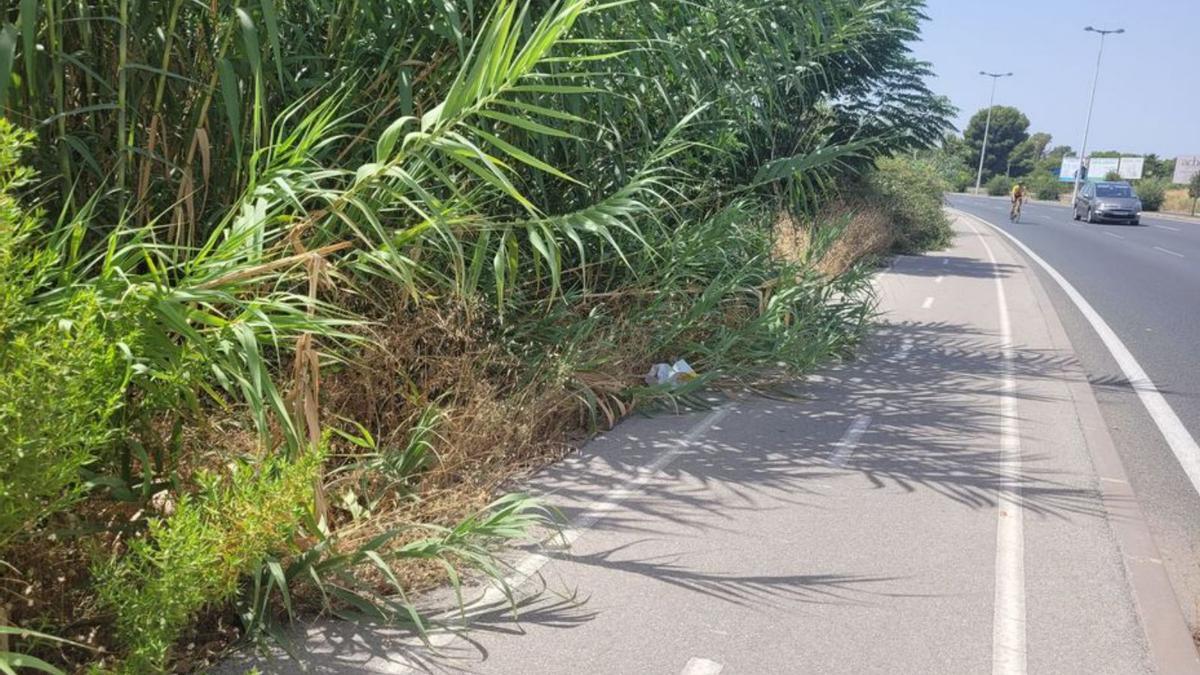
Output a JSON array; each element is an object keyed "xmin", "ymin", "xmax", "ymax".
[{"xmin": 1009, "ymin": 197, "xmax": 1023, "ymax": 223}]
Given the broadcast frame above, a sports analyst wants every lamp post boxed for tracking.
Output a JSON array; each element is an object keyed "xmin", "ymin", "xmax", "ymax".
[
  {"xmin": 974, "ymin": 71, "xmax": 1013, "ymax": 193},
  {"xmin": 1071, "ymin": 26, "xmax": 1125, "ymax": 203}
]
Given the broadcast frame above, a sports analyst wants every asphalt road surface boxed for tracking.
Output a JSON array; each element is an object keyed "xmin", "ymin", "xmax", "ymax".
[
  {"xmin": 224, "ymin": 212, "xmax": 1200, "ymax": 674},
  {"xmin": 948, "ymin": 194, "xmax": 1200, "ymax": 632}
]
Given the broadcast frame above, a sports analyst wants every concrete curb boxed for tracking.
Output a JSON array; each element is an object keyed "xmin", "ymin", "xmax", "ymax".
[{"xmin": 950, "ymin": 206, "xmax": 1200, "ymax": 673}]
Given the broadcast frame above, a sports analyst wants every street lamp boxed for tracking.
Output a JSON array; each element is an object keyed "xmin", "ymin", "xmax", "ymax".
[
  {"xmin": 1071, "ymin": 26, "xmax": 1125, "ymax": 203},
  {"xmin": 974, "ymin": 71, "xmax": 1014, "ymax": 193}
]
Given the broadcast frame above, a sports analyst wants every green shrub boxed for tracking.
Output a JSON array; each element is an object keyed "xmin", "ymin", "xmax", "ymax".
[
  {"xmin": 985, "ymin": 174, "xmax": 1012, "ymax": 196},
  {"xmin": 1025, "ymin": 171, "xmax": 1062, "ymax": 201},
  {"xmin": 0, "ymin": 121, "xmax": 130, "ymax": 551},
  {"xmin": 95, "ymin": 449, "xmax": 324, "ymax": 673},
  {"xmin": 868, "ymin": 157, "xmax": 952, "ymax": 253},
  {"xmin": 1136, "ymin": 178, "xmax": 1168, "ymax": 211}
]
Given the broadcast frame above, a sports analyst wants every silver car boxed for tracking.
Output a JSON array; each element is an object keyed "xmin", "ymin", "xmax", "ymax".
[{"xmin": 1073, "ymin": 180, "xmax": 1143, "ymax": 225}]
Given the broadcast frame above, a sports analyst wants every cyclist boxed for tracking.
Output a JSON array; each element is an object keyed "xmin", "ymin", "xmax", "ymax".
[{"xmin": 1010, "ymin": 182, "xmax": 1026, "ymax": 220}]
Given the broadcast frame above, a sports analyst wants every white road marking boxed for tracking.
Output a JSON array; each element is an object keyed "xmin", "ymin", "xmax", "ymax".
[
  {"xmin": 396, "ymin": 406, "xmax": 734, "ymax": 671},
  {"xmin": 943, "ymin": 257, "xmax": 949, "ymax": 265},
  {"xmin": 830, "ymin": 414, "xmax": 872, "ymax": 467},
  {"xmin": 1153, "ymin": 246, "xmax": 1184, "ymax": 259},
  {"xmin": 935, "ymin": 275, "xmax": 945, "ymax": 284},
  {"xmin": 960, "ymin": 211, "xmax": 1200, "ymax": 510},
  {"xmin": 1104, "ymin": 232, "xmax": 1125, "ymax": 240},
  {"xmin": 964, "ymin": 220, "xmax": 1027, "ymax": 675},
  {"xmin": 922, "ymin": 296, "xmax": 935, "ymax": 309},
  {"xmin": 680, "ymin": 657, "xmax": 725, "ymax": 675},
  {"xmin": 1153, "ymin": 224, "xmax": 1180, "ymax": 232}
]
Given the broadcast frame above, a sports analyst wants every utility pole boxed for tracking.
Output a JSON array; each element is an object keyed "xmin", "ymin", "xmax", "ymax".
[
  {"xmin": 974, "ymin": 71, "xmax": 1013, "ymax": 193},
  {"xmin": 1072, "ymin": 26, "xmax": 1125, "ymax": 203}
]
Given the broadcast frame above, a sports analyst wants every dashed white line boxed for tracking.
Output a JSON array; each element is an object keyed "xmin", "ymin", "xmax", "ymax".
[
  {"xmin": 922, "ymin": 296, "xmax": 935, "ymax": 309},
  {"xmin": 1153, "ymin": 224, "xmax": 1180, "ymax": 232},
  {"xmin": 1104, "ymin": 232, "xmax": 1125, "ymax": 240},
  {"xmin": 829, "ymin": 414, "xmax": 872, "ymax": 467},
  {"xmin": 680, "ymin": 657, "xmax": 725, "ymax": 675},
  {"xmin": 1153, "ymin": 246, "xmax": 1185, "ymax": 259},
  {"xmin": 965, "ymin": 220, "xmax": 1027, "ymax": 675}
]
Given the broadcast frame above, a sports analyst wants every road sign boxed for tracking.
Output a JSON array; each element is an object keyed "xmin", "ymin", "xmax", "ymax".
[
  {"xmin": 1059, "ymin": 156, "xmax": 1081, "ymax": 182},
  {"xmin": 1088, "ymin": 157, "xmax": 1121, "ymax": 179},
  {"xmin": 1173, "ymin": 155, "xmax": 1200, "ymax": 185},
  {"xmin": 1117, "ymin": 157, "xmax": 1144, "ymax": 180}
]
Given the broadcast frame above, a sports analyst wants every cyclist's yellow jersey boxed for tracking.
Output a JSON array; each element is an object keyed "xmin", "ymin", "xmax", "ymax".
[{"xmin": 1011, "ymin": 185, "xmax": 1024, "ymax": 199}]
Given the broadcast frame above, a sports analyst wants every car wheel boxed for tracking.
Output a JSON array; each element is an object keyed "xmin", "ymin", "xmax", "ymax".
[
  {"xmin": 1086, "ymin": 207, "xmax": 1095, "ymax": 223},
  {"xmin": 1132, "ymin": 219, "xmax": 1140, "ymax": 226}
]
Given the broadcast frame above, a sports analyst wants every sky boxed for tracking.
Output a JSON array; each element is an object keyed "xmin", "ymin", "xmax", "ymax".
[{"xmin": 909, "ymin": 0, "xmax": 1200, "ymax": 157}]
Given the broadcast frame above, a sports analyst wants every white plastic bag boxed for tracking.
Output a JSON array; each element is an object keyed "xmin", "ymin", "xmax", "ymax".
[{"xmin": 644, "ymin": 359, "xmax": 698, "ymax": 386}]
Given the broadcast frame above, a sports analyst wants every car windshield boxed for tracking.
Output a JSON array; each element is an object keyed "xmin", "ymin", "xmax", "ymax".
[{"xmin": 1096, "ymin": 184, "xmax": 1133, "ymax": 198}]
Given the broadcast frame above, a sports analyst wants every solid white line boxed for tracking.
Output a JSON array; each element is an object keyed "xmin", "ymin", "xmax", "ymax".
[
  {"xmin": 1153, "ymin": 224, "xmax": 1180, "ymax": 232},
  {"xmin": 958, "ymin": 210, "xmax": 1200, "ymax": 507},
  {"xmin": 1153, "ymin": 246, "xmax": 1185, "ymax": 258},
  {"xmin": 922, "ymin": 296, "xmax": 935, "ymax": 309},
  {"xmin": 830, "ymin": 414, "xmax": 872, "ymax": 467},
  {"xmin": 680, "ymin": 657, "xmax": 725, "ymax": 675},
  {"xmin": 965, "ymin": 220, "xmax": 1027, "ymax": 675},
  {"xmin": 397, "ymin": 406, "xmax": 734, "ymax": 668},
  {"xmin": 1104, "ymin": 232, "xmax": 1125, "ymax": 240}
]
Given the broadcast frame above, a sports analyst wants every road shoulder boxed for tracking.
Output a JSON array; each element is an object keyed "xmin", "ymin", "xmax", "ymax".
[{"xmin": 954, "ymin": 207, "xmax": 1200, "ymax": 673}]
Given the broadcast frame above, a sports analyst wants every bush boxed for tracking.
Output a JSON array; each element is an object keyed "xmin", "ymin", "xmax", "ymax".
[
  {"xmin": 95, "ymin": 450, "xmax": 324, "ymax": 673},
  {"xmin": 868, "ymin": 157, "xmax": 952, "ymax": 253},
  {"xmin": 0, "ymin": 121, "xmax": 130, "ymax": 551},
  {"xmin": 1136, "ymin": 178, "xmax": 1168, "ymax": 211},
  {"xmin": 985, "ymin": 174, "xmax": 1012, "ymax": 196},
  {"xmin": 1025, "ymin": 171, "xmax": 1062, "ymax": 201}
]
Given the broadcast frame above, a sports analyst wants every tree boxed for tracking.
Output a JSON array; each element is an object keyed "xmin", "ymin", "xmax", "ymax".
[
  {"xmin": 1189, "ymin": 173, "xmax": 1200, "ymax": 215},
  {"xmin": 1008, "ymin": 132, "xmax": 1052, "ymax": 177},
  {"xmin": 1161, "ymin": 158, "xmax": 1177, "ymax": 182},
  {"xmin": 1039, "ymin": 144, "xmax": 1074, "ymax": 176},
  {"xmin": 963, "ymin": 106, "xmax": 1030, "ymax": 181}
]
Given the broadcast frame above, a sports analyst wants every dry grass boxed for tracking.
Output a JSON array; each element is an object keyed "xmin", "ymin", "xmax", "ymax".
[
  {"xmin": 773, "ymin": 200, "xmax": 894, "ymax": 276},
  {"xmin": 1163, "ymin": 188, "xmax": 1198, "ymax": 216}
]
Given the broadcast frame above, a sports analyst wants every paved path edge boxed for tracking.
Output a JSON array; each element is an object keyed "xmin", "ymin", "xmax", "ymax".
[{"xmin": 951, "ymin": 207, "xmax": 1200, "ymax": 673}]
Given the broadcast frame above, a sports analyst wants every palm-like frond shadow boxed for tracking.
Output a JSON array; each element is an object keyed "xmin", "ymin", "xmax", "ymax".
[{"xmin": 538, "ymin": 318, "xmax": 1106, "ymax": 536}]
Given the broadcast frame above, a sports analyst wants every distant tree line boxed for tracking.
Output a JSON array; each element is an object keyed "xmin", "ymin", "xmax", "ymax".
[{"xmin": 932, "ymin": 106, "xmax": 1183, "ymax": 205}]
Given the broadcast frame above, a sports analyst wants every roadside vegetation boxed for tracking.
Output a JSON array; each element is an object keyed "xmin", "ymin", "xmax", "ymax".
[
  {"xmin": 0, "ymin": 0, "xmax": 952, "ymax": 671},
  {"xmin": 934, "ymin": 105, "xmax": 1192, "ymax": 213}
]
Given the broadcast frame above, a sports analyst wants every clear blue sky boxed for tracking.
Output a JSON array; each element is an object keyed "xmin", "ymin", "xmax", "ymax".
[{"xmin": 910, "ymin": 0, "xmax": 1200, "ymax": 157}]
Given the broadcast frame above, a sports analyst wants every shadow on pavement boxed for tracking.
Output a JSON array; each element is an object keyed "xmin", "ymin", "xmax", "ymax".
[
  {"xmin": 223, "ymin": 317, "xmax": 1111, "ymax": 673},
  {"xmin": 539, "ymin": 319, "xmax": 1105, "ymax": 541}
]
